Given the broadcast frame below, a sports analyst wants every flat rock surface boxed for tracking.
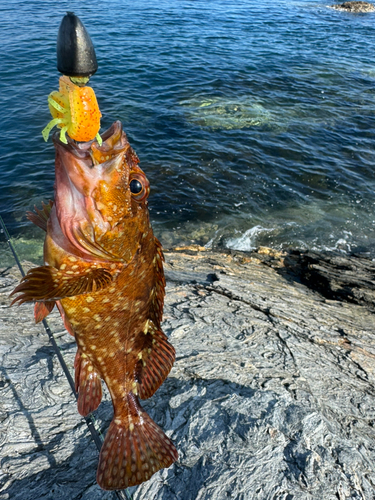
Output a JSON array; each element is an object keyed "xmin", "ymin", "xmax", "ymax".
[{"xmin": 1, "ymin": 248, "xmax": 375, "ymax": 499}]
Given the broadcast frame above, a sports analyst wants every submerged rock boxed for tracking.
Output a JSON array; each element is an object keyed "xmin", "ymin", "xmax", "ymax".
[
  {"xmin": 1, "ymin": 247, "xmax": 375, "ymax": 499},
  {"xmin": 180, "ymin": 97, "xmax": 272, "ymax": 130},
  {"xmin": 331, "ymin": 1, "xmax": 375, "ymax": 12}
]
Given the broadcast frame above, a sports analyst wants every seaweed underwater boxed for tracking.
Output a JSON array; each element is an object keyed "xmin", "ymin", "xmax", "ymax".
[{"xmin": 7, "ymin": 12, "xmax": 178, "ymax": 495}]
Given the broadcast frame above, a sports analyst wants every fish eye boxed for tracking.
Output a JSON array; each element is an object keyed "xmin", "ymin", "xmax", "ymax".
[
  {"xmin": 129, "ymin": 172, "xmax": 150, "ymax": 202},
  {"xmin": 130, "ymin": 179, "xmax": 142, "ymax": 194}
]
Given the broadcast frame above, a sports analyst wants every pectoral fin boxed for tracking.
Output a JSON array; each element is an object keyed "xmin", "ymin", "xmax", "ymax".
[{"xmin": 10, "ymin": 266, "xmax": 113, "ymax": 305}]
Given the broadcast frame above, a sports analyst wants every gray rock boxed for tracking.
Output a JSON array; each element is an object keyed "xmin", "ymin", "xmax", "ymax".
[
  {"xmin": 1, "ymin": 248, "xmax": 375, "ymax": 499},
  {"xmin": 331, "ymin": 1, "xmax": 375, "ymax": 12}
]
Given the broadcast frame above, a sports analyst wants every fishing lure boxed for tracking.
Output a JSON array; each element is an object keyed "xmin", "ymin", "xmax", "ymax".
[
  {"xmin": 42, "ymin": 12, "xmax": 102, "ymax": 145},
  {"xmin": 42, "ymin": 75, "xmax": 102, "ymax": 145}
]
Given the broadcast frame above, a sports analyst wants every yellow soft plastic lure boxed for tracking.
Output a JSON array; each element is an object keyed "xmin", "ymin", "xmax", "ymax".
[{"xmin": 42, "ymin": 75, "xmax": 102, "ymax": 145}]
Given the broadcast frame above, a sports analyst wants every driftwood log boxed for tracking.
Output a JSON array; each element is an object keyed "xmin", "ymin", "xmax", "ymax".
[{"xmin": 1, "ymin": 247, "xmax": 375, "ymax": 499}]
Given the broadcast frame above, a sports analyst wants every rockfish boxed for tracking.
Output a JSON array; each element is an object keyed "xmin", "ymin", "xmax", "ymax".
[{"xmin": 11, "ymin": 121, "xmax": 178, "ymax": 490}]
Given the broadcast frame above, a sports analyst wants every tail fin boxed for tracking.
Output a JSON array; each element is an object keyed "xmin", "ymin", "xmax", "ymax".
[{"xmin": 97, "ymin": 394, "xmax": 178, "ymax": 490}]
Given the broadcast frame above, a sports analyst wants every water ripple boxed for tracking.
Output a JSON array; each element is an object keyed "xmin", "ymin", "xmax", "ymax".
[{"xmin": 1, "ymin": 0, "xmax": 375, "ymax": 258}]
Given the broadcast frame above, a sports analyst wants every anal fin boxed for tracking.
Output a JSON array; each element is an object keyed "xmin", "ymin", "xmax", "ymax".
[
  {"xmin": 97, "ymin": 393, "xmax": 178, "ymax": 490},
  {"xmin": 34, "ymin": 300, "xmax": 55, "ymax": 323},
  {"xmin": 136, "ymin": 322, "xmax": 175, "ymax": 400},
  {"xmin": 10, "ymin": 266, "xmax": 113, "ymax": 305},
  {"xmin": 74, "ymin": 350, "xmax": 102, "ymax": 416}
]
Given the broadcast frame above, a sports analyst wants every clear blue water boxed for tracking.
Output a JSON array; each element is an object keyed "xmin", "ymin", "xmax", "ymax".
[{"xmin": 1, "ymin": 0, "xmax": 375, "ymax": 265}]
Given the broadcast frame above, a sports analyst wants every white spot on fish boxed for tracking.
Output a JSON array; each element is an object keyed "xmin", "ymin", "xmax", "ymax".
[{"xmin": 143, "ymin": 320, "xmax": 150, "ymax": 334}]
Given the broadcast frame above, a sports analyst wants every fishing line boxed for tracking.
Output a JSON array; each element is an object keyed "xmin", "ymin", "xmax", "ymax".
[{"xmin": 0, "ymin": 214, "xmax": 133, "ymax": 500}]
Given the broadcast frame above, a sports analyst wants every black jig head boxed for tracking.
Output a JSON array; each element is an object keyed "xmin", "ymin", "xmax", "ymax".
[{"xmin": 57, "ymin": 12, "xmax": 98, "ymax": 78}]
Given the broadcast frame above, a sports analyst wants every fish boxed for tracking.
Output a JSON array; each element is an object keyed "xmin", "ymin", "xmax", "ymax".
[{"xmin": 11, "ymin": 120, "xmax": 178, "ymax": 490}]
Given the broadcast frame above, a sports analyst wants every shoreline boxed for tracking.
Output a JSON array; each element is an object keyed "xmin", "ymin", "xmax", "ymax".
[{"xmin": 1, "ymin": 247, "xmax": 375, "ymax": 499}]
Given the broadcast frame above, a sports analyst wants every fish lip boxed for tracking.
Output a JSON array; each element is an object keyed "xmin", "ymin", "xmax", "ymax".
[
  {"xmin": 52, "ymin": 121, "xmax": 124, "ymax": 162},
  {"xmin": 98, "ymin": 121, "xmax": 123, "ymax": 143}
]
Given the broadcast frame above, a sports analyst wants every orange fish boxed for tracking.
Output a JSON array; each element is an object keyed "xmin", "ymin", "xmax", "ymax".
[{"xmin": 11, "ymin": 121, "xmax": 178, "ymax": 490}]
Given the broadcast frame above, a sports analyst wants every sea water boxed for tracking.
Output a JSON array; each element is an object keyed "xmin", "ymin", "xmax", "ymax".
[{"xmin": 1, "ymin": 0, "xmax": 375, "ymax": 266}]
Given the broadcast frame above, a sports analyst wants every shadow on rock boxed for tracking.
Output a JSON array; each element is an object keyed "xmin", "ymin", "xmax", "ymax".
[{"xmin": 246, "ymin": 247, "xmax": 375, "ymax": 312}]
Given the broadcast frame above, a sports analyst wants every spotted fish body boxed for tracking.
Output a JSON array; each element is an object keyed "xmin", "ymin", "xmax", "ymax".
[{"xmin": 11, "ymin": 121, "xmax": 178, "ymax": 490}]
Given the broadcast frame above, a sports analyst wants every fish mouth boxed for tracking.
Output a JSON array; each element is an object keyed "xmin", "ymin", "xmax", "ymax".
[
  {"xmin": 52, "ymin": 120, "xmax": 127, "ymax": 163},
  {"xmin": 51, "ymin": 121, "xmax": 131, "ymax": 262}
]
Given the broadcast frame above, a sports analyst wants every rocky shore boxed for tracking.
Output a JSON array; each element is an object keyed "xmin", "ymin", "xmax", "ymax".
[
  {"xmin": 1, "ymin": 247, "xmax": 375, "ymax": 500},
  {"xmin": 330, "ymin": 1, "xmax": 375, "ymax": 12}
]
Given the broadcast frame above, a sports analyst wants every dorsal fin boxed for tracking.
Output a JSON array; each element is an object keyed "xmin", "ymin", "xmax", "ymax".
[
  {"xmin": 10, "ymin": 266, "xmax": 113, "ymax": 305},
  {"xmin": 135, "ymin": 321, "xmax": 175, "ymax": 400},
  {"xmin": 26, "ymin": 201, "xmax": 53, "ymax": 232}
]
